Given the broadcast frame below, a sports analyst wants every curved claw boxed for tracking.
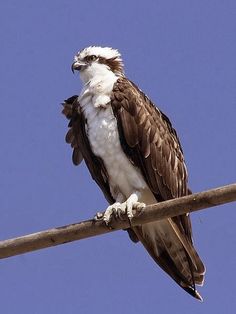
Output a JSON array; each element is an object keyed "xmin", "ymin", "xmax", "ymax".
[
  {"xmin": 94, "ymin": 212, "xmax": 104, "ymax": 221},
  {"xmin": 103, "ymin": 202, "xmax": 123, "ymax": 225},
  {"xmin": 101, "ymin": 199, "xmax": 146, "ymax": 227}
]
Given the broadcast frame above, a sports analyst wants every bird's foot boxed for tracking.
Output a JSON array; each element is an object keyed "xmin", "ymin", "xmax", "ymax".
[{"xmin": 95, "ymin": 194, "xmax": 145, "ymax": 227}]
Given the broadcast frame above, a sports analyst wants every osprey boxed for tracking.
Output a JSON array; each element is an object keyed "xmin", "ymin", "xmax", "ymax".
[{"xmin": 62, "ymin": 46, "xmax": 205, "ymax": 300}]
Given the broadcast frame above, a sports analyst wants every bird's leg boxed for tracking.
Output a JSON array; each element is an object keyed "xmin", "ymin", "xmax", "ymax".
[{"xmin": 101, "ymin": 192, "xmax": 145, "ymax": 226}]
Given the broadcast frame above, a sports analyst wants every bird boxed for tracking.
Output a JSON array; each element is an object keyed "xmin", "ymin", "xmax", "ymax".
[{"xmin": 62, "ymin": 46, "xmax": 205, "ymax": 300}]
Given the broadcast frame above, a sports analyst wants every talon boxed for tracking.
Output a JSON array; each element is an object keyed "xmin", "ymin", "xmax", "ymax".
[
  {"xmin": 117, "ymin": 203, "xmax": 126, "ymax": 220},
  {"xmin": 103, "ymin": 215, "xmax": 111, "ymax": 226},
  {"xmin": 126, "ymin": 201, "xmax": 134, "ymax": 222},
  {"xmin": 105, "ymin": 220, "xmax": 113, "ymax": 229},
  {"xmin": 127, "ymin": 210, "xmax": 134, "ymax": 227},
  {"xmin": 94, "ymin": 212, "xmax": 104, "ymax": 220},
  {"xmin": 136, "ymin": 203, "xmax": 146, "ymax": 209},
  {"xmin": 103, "ymin": 217, "xmax": 113, "ymax": 228},
  {"xmin": 128, "ymin": 216, "xmax": 132, "ymax": 227},
  {"xmin": 103, "ymin": 205, "xmax": 114, "ymax": 225},
  {"xmin": 102, "ymin": 196, "xmax": 145, "ymax": 226}
]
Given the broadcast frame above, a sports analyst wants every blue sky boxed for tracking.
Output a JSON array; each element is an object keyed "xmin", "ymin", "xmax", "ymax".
[{"xmin": 0, "ymin": 1, "xmax": 236, "ymax": 313}]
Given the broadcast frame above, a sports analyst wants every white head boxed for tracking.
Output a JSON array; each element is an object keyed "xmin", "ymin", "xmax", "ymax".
[{"xmin": 71, "ymin": 46, "xmax": 124, "ymax": 83}]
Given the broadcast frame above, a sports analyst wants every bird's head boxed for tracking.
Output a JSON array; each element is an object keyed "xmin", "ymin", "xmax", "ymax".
[{"xmin": 71, "ymin": 46, "xmax": 124, "ymax": 83}]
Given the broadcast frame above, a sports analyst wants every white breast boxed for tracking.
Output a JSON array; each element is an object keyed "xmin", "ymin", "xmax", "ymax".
[{"xmin": 78, "ymin": 72, "xmax": 147, "ymax": 200}]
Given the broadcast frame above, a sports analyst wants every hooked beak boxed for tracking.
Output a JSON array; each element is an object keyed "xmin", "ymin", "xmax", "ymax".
[{"xmin": 71, "ymin": 61, "xmax": 86, "ymax": 73}]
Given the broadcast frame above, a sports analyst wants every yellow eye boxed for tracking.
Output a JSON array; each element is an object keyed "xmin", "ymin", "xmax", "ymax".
[{"xmin": 87, "ymin": 55, "xmax": 97, "ymax": 62}]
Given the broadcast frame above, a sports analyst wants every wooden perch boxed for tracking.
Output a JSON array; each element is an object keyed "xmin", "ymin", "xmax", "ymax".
[{"xmin": 0, "ymin": 183, "xmax": 236, "ymax": 260}]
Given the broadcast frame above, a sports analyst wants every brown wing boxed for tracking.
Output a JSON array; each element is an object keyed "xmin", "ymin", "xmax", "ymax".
[
  {"xmin": 110, "ymin": 78, "xmax": 205, "ymax": 298},
  {"xmin": 62, "ymin": 96, "xmax": 114, "ymax": 204},
  {"xmin": 62, "ymin": 96, "xmax": 139, "ymax": 243},
  {"xmin": 111, "ymin": 78, "xmax": 192, "ymax": 239}
]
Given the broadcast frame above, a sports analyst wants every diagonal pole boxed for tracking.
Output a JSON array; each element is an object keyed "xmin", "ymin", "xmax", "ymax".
[{"xmin": 0, "ymin": 183, "xmax": 235, "ymax": 259}]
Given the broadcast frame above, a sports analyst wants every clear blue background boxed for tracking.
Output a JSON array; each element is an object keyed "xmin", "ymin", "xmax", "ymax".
[{"xmin": 0, "ymin": 1, "xmax": 235, "ymax": 313}]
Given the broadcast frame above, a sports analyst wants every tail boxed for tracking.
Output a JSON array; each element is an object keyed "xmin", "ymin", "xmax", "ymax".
[{"xmin": 133, "ymin": 218, "xmax": 205, "ymax": 300}]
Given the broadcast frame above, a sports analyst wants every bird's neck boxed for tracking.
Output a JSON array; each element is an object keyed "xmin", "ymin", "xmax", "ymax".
[{"xmin": 80, "ymin": 63, "xmax": 118, "ymax": 85}]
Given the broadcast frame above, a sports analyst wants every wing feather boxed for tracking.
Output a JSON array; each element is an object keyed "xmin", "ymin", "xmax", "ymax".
[
  {"xmin": 111, "ymin": 78, "xmax": 205, "ymax": 298},
  {"xmin": 111, "ymin": 77, "xmax": 190, "ymax": 218},
  {"xmin": 62, "ymin": 96, "xmax": 114, "ymax": 204}
]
